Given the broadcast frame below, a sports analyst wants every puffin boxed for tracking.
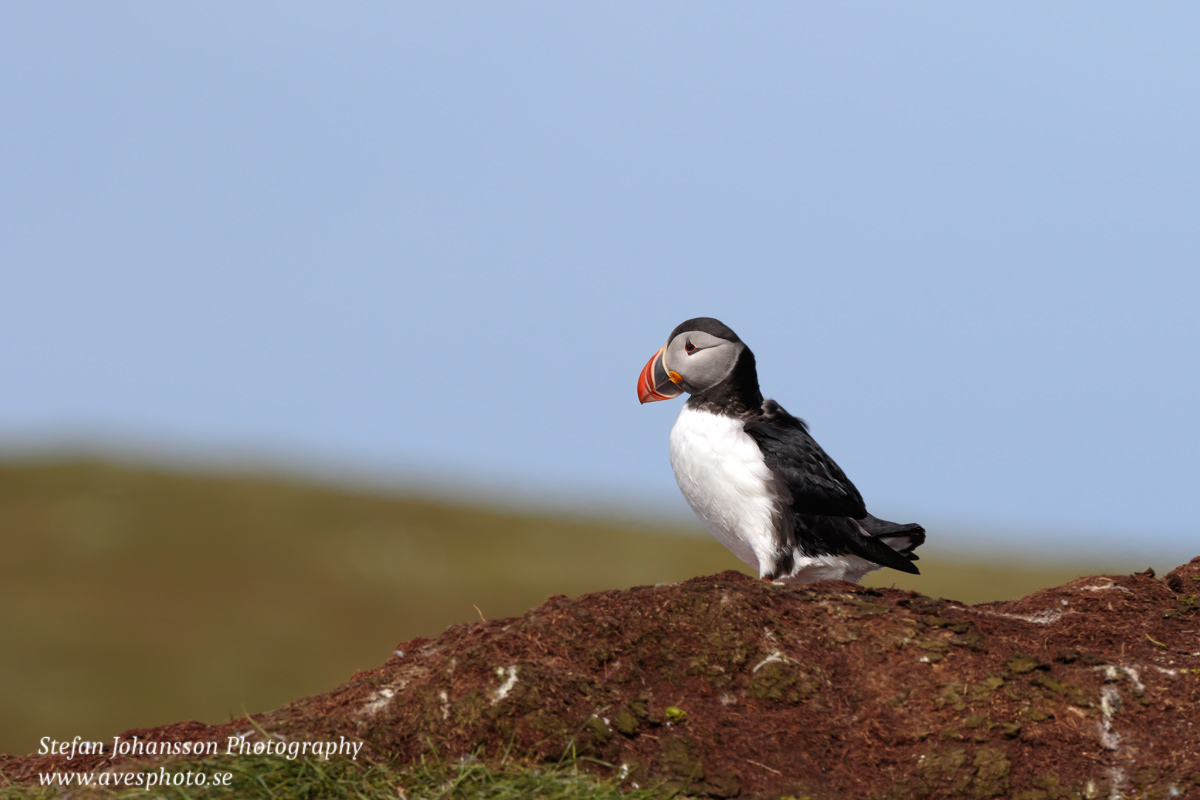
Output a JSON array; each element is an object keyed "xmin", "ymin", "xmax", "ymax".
[{"xmin": 637, "ymin": 317, "xmax": 925, "ymax": 584}]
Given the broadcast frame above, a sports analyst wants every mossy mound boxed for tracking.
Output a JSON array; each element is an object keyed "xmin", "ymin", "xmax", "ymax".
[{"xmin": 5, "ymin": 560, "xmax": 1200, "ymax": 799}]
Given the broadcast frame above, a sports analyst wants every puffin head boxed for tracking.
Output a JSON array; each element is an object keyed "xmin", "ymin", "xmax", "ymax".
[{"xmin": 637, "ymin": 317, "xmax": 751, "ymax": 404}]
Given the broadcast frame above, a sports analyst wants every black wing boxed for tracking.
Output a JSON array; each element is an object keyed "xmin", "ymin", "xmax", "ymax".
[{"xmin": 742, "ymin": 399, "xmax": 868, "ymax": 520}]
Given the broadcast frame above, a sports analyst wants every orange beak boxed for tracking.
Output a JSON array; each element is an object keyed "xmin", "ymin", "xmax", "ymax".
[{"xmin": 637, "ymin": 346, "xmax": 684, "ymax": 404}]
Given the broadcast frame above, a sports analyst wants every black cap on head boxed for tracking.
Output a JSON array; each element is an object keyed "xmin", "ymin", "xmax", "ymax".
[{"xmin": 668, "ymin": 317, "xmax": 742, "ymax": 344}]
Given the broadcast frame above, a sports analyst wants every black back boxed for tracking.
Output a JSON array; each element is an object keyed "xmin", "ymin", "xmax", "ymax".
[
  {"xmin": 745, "ymin": 401, "xmax": 921, "ymax": 575},
  {"xmin": 743, "ymin": 399, "xmax": 867, "ymax": 519}
]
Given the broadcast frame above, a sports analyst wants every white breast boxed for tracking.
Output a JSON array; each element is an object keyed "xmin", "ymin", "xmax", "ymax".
[{"xmin": 668, "ymin": 405, "xmax": 779, "ymax": 576}]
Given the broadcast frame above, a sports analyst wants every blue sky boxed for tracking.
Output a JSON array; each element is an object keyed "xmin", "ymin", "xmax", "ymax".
[{"xmin": 2, "ymin": 4, "xmax": 1197, "ymax": 561}]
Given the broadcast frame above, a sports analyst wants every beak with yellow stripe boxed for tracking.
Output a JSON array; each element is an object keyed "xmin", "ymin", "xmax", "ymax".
[{"xmin": 637, "ymin": 345, "xmax": 683, "ymax": 404}]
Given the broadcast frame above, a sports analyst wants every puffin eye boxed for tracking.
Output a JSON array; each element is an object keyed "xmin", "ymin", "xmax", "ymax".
[{"xmin": 685, "ymin": 340, "xmax": 697, "ymax": 355}]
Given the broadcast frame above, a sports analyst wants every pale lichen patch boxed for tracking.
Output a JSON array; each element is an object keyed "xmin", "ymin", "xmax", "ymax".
[
  {"xmin": 1079, "ymin": 580, "xmax": 1132, "ymax": 594},
  {"xmin": 491, "ymin": 665, "xmax": 518, "ymax": 705},
  {"xmin": 971, "ymin": 607, "xmax": 1065, "ymax": 625},
  {"xmin": 1122, "ymin": 665, "xmax": 1145, "ymax": 692},
  {"xmin": 1098, "ymin": 685, "xmax": 1122, "ymax": 750},
  {"xmin": 751, "ymin": 650, "xmax": 790, "ymax": 674},
  {"xmin": 361, "ymin": 687, "xmax": 395, "ymax": 717}
]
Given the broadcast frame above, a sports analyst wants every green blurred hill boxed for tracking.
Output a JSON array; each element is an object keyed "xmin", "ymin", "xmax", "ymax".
[{"xmin": 0, "ymin": 457, "xmax": 1124, "ymax": 755}]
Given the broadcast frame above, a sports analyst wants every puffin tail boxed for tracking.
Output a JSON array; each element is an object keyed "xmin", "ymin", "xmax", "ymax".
[{"xmin": 860, "ymin": 514, "xmax": 926, "ymax": 560}]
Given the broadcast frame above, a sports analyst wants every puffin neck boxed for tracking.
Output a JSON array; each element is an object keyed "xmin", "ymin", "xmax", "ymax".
[{"xmin": 686, "ymin": 348, "xmax": 764, "ymax": 417}]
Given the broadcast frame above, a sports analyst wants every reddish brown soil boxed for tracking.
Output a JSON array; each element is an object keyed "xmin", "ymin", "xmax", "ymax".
[{"xmin": 5, "ymin": 559, "xmax": 1200, "ymax": 799}]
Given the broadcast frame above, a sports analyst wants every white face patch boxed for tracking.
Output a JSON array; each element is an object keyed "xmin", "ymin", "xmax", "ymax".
[{"xmin": 665, "ymin": 331, "xmax": 742, "ymax": 394}]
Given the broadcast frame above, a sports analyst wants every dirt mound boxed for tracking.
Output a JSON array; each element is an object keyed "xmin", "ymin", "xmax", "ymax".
[{"xmin": 5, "ymin": 559, "xmax": 1200, "ymax": 798}]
